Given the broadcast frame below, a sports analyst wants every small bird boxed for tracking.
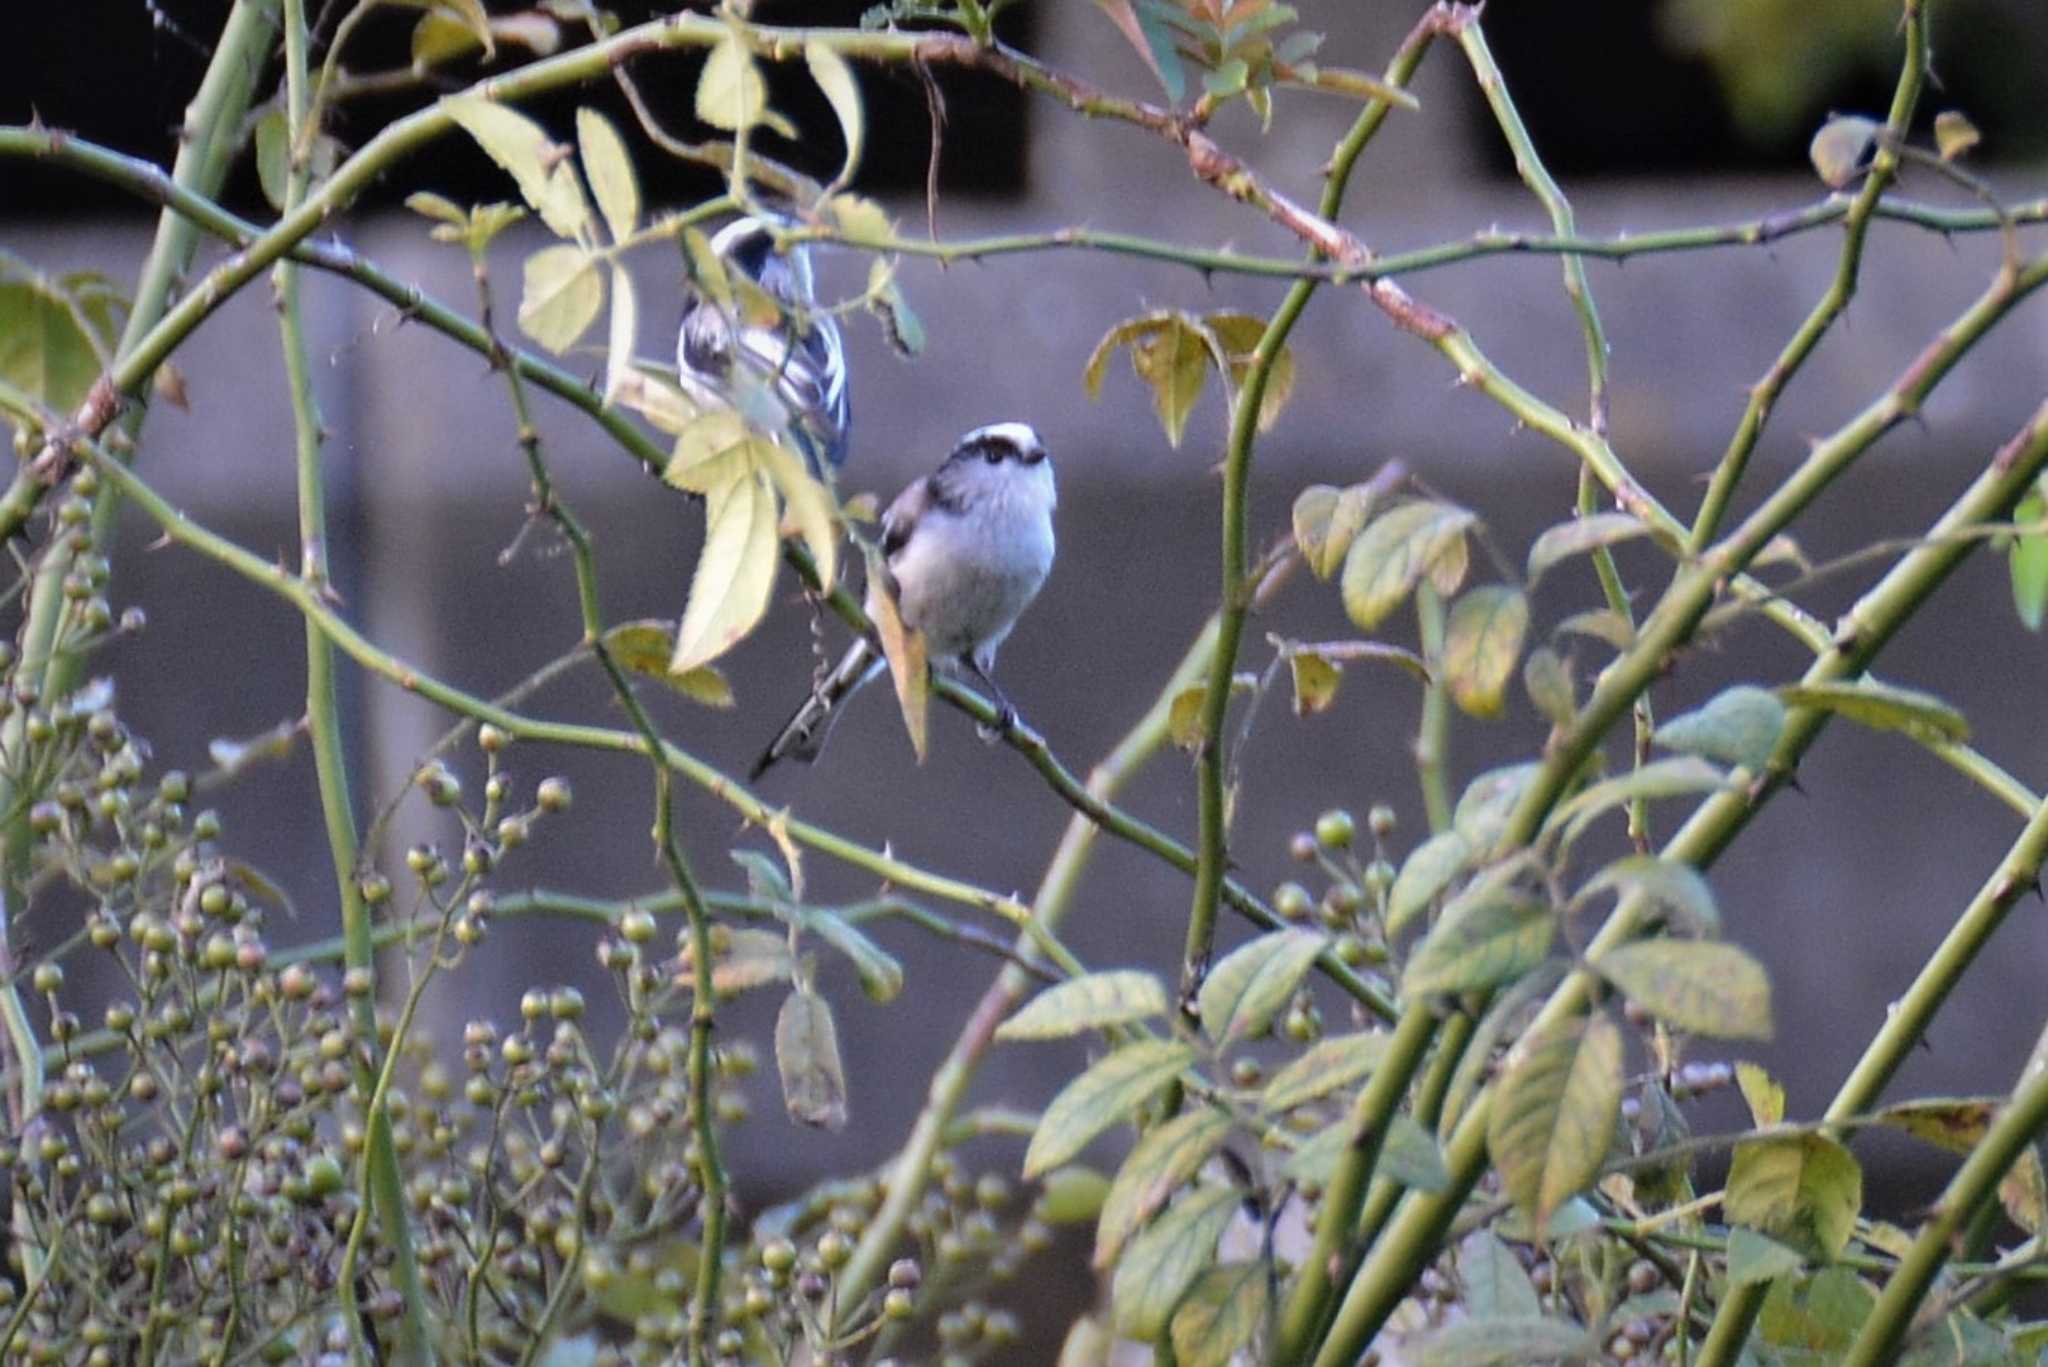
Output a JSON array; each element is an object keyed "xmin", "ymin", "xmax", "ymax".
[
  {"xmin": 751, "ymin": 422, "xmax": 1057, "ymax": 779},
  {"xmin": 676, "ymin": 213, "xmax": 851, "ymax": 474}
]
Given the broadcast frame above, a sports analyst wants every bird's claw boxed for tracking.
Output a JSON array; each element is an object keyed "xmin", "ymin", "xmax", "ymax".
[{"xmin": 976, "ymin": 705, "xmax": 1018, "ymax": 744}]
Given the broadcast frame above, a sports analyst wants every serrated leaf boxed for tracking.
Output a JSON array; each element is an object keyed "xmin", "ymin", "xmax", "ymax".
[
  {"xmin": 1575, "ymin": 854, "xmax": 1720, "ymax": 936},
  {"xmin": 1283, "ymin": 1112, "xmax": 1447, "ymax": 1193},
  {"xmin": 1526, "ymin": 512, "xmax": 1650, "ymax": 587},
  {"xmin": 1873, "ymin": 1097, "xmax": 1997, "ymax": 1154},
  {"xmin": 1197, "ymin": 928, "xmax": 1328, "ymax": 1046},
  {"xmin": 866, "ymin": 542, "xmax": 929, "ymax": 763},
  {"xmin": 1261, "ymin": 1030, "xmax": 1388, "ymax": 1111},
  {"xmin": 1095, "ymin": 1105, "xmax": 1233, "ymax": 1267},
  {"xmin": 1169, "ymin": 1262, "xmax": 1266, "ymax": 1367},
  {"xmin": 1131, "ymin": 316, "xmax": 1215, "ymax": 447},
  {"xmin": 603, "ymin": 621, "xmax": 734, "ymax": 707},
  {"xmin": 1593, "ymin": 939, "xmax": 1773, "ymax": 1040},
  {"xmin": 1037, "ymin": 1166, "xmax": 1112, "ymax": 1225},
  {"xmin": 2010, "ymin": 491, "xmax": 2048, "ymax": 631},
  {"xmin": 1459, "ymin": 1230, "xmax": 1541, "ymax": 1318},
  {"xmin": 1442, "ymin": 585, "xmax": 1528, "ymax": 720},
  {"xmin": 749, "ymin": 435, "xmax": 839, "ymax": 594},
  {"xmin": 1726, "ymin": 1227, "xmax": 1805, "ymax": 1287},
  {"xmin": 1340, "ymin": 500, "xmax": 1476, "ymax": 630},
  {"xmin": 442, "ymin": 96, "xmax": 592, "ymax": 240},
  {"xmin": 806, "ymin": 912, "xmax": 903, "ymax": 1003},
  {"xmin": 1387, "ymin": 829, "xmax": 1474, "ymax": 937},
  {"xmin": 1779, "ymin": 679, "xmax": 1970, "ymax": 745},
  {"xmin": 1654, "ymin": 685, "xmax": 1787, "ymax": 774},
  {"xmin": 576, "ymin": 108, "xmax": 638, "ymax": 244},
  {"xmin": 1737, "ymin": 1061, "xmax": 1785, "ymax": 1127},
  {"xmin": 1523, "ymin": 647, "xmax": 1576, "ymax": 728},
  {"xmin": 1110, "ymin": 1185, "xmax": 1237, "ymax": 1339},
  {"xmin": 998, "ymin": 971, "xmax": 1168, "ymax": 1041},
  {"xmin": 1403, "ymin": 884, "xmax": 1554, "ymax": 996},
  {"xmin": 1487, "ymin": 1013, "xmax": 1623, "ymax": 1226},
  {"xmin": 1727, "ymin": 1132, "xmax": 1862, "ymax": 1260},
  {"xmin": 775, "ymin": 987, "xmax": 848, "ymax": 1130},
  {"xmin": 1414, "ymin": 1317, "xmax": 1596, "ymax": 1366},
  {"xmin": 518, "ymin": 244, "xmax": 604, "ymax": 352},
  {"xmin": 1292, "ymin": 483, "xmax": 1377, "ymax": 579},
  {"xmin": 1024, "ymin": 1040, "xmax": 1196, "ymax": 1179},
  {"xmin": 1206, "ymin": 311, "xmax": 1295, "ymax": 433},
  {"xmin": 1810, "ymin": 114, "xmax": 1880, "ymax": 189},
  {"xmin": 669, "ymin": 467, "xmax": 780, "ymax": 674},
  {"xmin": 1550, "ymin": 756, "xmax": 1729, "ymax": 848},
  {"xmin": 806, "ymin": 43, "xmax": 865, "ymax": 189},
  {"xmin": 1934, "ymin": 109, "xmax": 1981, "ymax": 161}
]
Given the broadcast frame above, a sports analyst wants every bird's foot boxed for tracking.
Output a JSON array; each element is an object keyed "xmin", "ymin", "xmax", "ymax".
[{"xmin": 976, "ymin": 704, "xmax": 1019, "ymax": 744}]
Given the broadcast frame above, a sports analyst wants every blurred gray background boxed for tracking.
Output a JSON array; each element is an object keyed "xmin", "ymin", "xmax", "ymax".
[{"xmin": 8, "ymin": 0, "xmax": 2048, "ymax": 1338}]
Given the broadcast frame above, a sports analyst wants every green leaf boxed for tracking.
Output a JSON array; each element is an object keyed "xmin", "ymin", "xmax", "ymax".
[
  {"xmin": 1202, "ymin": 57, "xmax": 1250, "ymax": 98},
  {"xmin": 1092, "ymin": 0, "xmax": 1186, "ymax": 103},
  {"xmin": 997, "ymin": 971, "xmax": 1169, "ymax": 1041},
  {"xmin": 517, "ymin": 244, "xmax": 605, "ymax": 352},
  {"xmin": 2010, "ymin": 491, "xmax": 2048, "ymax": 631},
  {"xmin": 442, "ymin": 95, "xmax": 592, "ymax": 240},
  {"xmin": 602, "ymin": 621, "xmax": 734, "ymax": 707},
  {"xmin": 1292, "ymin": 483, "xmax": 1377, "ymax": 580},
  {"xmin": 1553, "ymin": 607, "xmax": 1636, "ymax": 651},
  {"xmin": 1206, "ymin": 311, "xmax": 1296, "ymax": 433},
  {"xmin": 0, "ymin": 275, "xmax": 107, "ymax": 430},
  {"xmin": 806, "ymin": 42, "xmax": 866, "ymax": 189},
  {"xmin": 1095, "ymin": 1105, "xmax": 1233, "ymax": 1267},
  {"xmin": 1403, "ymin": 883, "xmax": 1554, "ymax": 996},
  {"xmin": 1283, "ymin": 1113, "xmax": 1448, "ymax": 1192},
  {"xmin": 1169, "ymin": 1262, "xmax": 1266, "ymax": 1367},
  {"xmin": 1260, "ymin": 1030, "xmax": 1388, "ymax": 1112},
  {"xmin": 805, "ymin": 913, "xmax": 903, "ymax": 1004},
  {"xmin": 864, "ymin": 256, "xmax": 925, "ymax": 357},
  {"xmin": 1549, "ymin": 756, "xmax": 1729, "ymax": 848},
  {"xmin": 1522, "ymin": 647, "xmax": 1576, "ymax": 728},
  {"xmin": 1413, "ymin": 1316, "xmax": 1598, "ymax": 1366},
  {"xmin": 1132, "ymin": 317, "xmax": 1215, "ymax": 447},
  {"xmin": 1757, "ymin": 1267, "xmax": 1873, "ymax": 1352},
  {"xmin": 1593, "ymin": 938, "xmax": 1773, "ymax": 1040},
  {"xmin": 407, "ymin": 0, "xmax": 495, "ymax": 60},
  {"xmin": 1526, "ymin": 512, "xmax": 1651, "ymax": 587},
  {"xmin": 1442, "ymin": 585, "xmax": 1528, "ymax": 720},
  {"xmin": 1287, "ymin": 648, "xmax": 1342, "ymax": 717},
  {"xmin": 2002, "ymin": 1145, "xmax": 2047, "ymax": 1235},
  {"xmin": 774, "ymin": 986, "xmax": 848, "ymax": 1130},
  {"xmin": 1872, "ymin": 1097, "xmax": 1998, "ymax": 1154},
  {"xmin": 1165, "ymin": 673, "xmax": 1256, "ymax": 751},
  {"xmin": 1198, "ymin": 928, "xmax": 1327, "ymax": 1046},
  {"xmin": 1110, "ymin": 1185, "xmax": 1237, "ymax": 1340},
  {"xmin": 254, "ymin": 111, "xmax": 291, "ymax": 213},
  {"xmin": 1779, "ymin": 679, "xmax": 1971, "ymax": 745},
  {"xmin": 1439, "ymin": 963, "xmax": 1565, "ymax": 1140},
  {"xmin": 1340, "ymin": 500, "xmax": 1476, "ymax": 631},
  {"xmin": 1386, "ymin": 828, "xmax": 1473, "ymax": 937},
  {"xmin": 575, "ymin": 108, "xmax": 639, "ymax": 244},
  {"xmin": 1574, "ymin": 854, "xmax": 1720, "ymax": 936},
  {"xmin": 1737, "ymin": 1061, "xmax": 1786, "ymax": 1127},
  {"xmin": 1726, "ymin": 1227, "xmax": 1806, "ymax": 1287},
  {"xmin": 1653, "ymin": 685, "xmax": 1787, "ymax": 774},
  {"xmin": 1487, "ymin": 1013, "xmax": 1623, "ymax": 1227},
  {"xmin": 1453, "ymin": 762, "xmax": 1538, "ymax": 849},
  {"xmin": 669, "ymin": 467, "xmax": 781, "ymax": 674},
  {"xmin": 1726, "ymin": 1132, "xmax": 1862, "ymax": 1260},
  {"xmin": 1024, "ymin": 1041, "xmax": 1196, "ymax": 1179},
  {"xmin": 1459, "ymin": 1230, "xmax": 1541, "ymax": 1318}
]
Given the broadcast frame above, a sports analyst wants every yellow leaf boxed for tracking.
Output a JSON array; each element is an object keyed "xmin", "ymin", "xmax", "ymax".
[
  {"xmin": 751, "ymin": 438, "xmax": 839, "ymax": 594},
  {"xmin": 576, "ymin": 107, "xmax": 639, "ymax": 244},
  {"xmin": 806, "ymin": 43, "xmax": 866, "ymax": 190},
  {"xmin": 603, "ymin": 265, "xmax": 637, "ymax": 403},
  {"xmin": 866, "ymin": 545, "xmax": 928, "ymax": 763},
  {"xmin": 669, "ymin": 469, "xmax": 780, "ymax": 674},
  {"xmin": 517, "ymin": 244, "xmax": 604, "ymax": 353},
  {"xmin": 696, "ymin": 32, "xmax": 771, "ymax": 134},
  {"xmin": 442, "ymin": 95, "xmax": 592, "ymax": 240},
  {"xmin": 665, "ymin": 411, "xmax": 754, "ymax": 496}
]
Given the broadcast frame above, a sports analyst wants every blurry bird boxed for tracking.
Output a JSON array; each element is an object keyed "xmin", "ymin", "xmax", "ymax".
[
  {"xmin": 675, "ymin": 213, "xmax": 851, "ymax": 475},
  {"xmin": 752, "ymin": 422, "xmax": 1056, "ymax": 778}
]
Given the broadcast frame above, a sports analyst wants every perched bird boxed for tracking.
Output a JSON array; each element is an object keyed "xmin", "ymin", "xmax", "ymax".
[
  {"xmin": 751, "ymin": 422, "xmax": 1057, "ymax": 778},
  {"xmin": 676, "ymin": 214, "xmax": 851, "ymax": 474}
]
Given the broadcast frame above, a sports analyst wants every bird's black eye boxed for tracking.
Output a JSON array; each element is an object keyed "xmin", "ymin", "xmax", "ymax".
[{"xmin": 984, "ymin": 444, "xmax": 1005, "ymax": 464}]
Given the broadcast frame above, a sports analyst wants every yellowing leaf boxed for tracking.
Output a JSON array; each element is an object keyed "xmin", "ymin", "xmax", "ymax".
[
  {"xmin": 775, "ymin": 987, "xmax": 848, "ymax": 1130},
  {"xmin": 1487, "ymin": 1013, "xmax": 1623, "ymax": 1226},
  {"xmin": 1288, "ymin": 649, "xmax": 1341, "ymax": 716},
  {"xmin": 602, "ymin": 622, "xmax": 734, "ymax": 707},
  {"xmin": 1934, "ymin": 109, "xmax": 1981, "ymax": 161},
  {"xmin": 1340, "ymin": 500, "xmax": 1476, "ymax": 630},
  {"xmin": 665, "ymin": 410, "xmax": 754, "ymax": 495},
  {"xmin": 1095, "ymin": 1106, "xmax": 1232, "ymax": 1267},
  {"xmin": 1726, "ymin": 1132, "xmax": 1862, "ymax": 1260},
  {"xmin": 669, "ymin": 468, "xmax": 780, "ymax": 674},
  {"xmin": 1024, "ymin": 1040, "xmax": 1196, "ymax": 1179},
  {"xmin": 806, "ymin": 42, "xmax": 866, "ymax": 189},
  {"xmin": 695, "ymin": 32, "xmax": 793, "ymax": 136},
  {"xmin": 442, "ymin": 95, "xmax": 592, "ymax": 240},
  {"xmin": 1197, "ymin": 929, "xmax": 1327, "ymax": 1046},
  {"xmin": 751, "ymin": 437, "xmax": 839, "ymax": 594},
  {"xmin": 1593, "ymin": 938, "xmax": 1773, "ymax": 1040},
  {"xmin": 998, "ymin": 971, "xmax": 1169, "ymax": 1041},
  {"xmin": 1292, "ymin": 483, "xmax": 1377, "ymax": 580},
  {"xmin": 1442, "ymin": 585, "xmax": 1528, "ymax": 720},
  {"xmin": 517, "ymin": 244, "xmax": 605, "ymax": 352},
  {"xmin": 1205, "ymin": 311, "xmax": 1296, "ymax": 432},
  {"xmin": 1130, "ymin": 317, "xmax": 1215, "ymax": 448},
  {"xmin": 576, "ymin": 107, "xmax": 639, "ymax": 244},
  {"xmin": 604, "ymin": 265, "xmax": 638, "ymax": 403},
  {"xmin": 866, "ymin": 545, "xmax": 929, "ymax": 764},
  {"xmin": 1110, "ymin": 1186, "xmax": 1236, "ymax": 1340}
]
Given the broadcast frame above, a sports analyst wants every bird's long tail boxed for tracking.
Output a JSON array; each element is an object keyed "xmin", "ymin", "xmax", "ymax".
[{"xmin": 750, "ymin": 639, "xmax": 885, "ymax": 779}]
